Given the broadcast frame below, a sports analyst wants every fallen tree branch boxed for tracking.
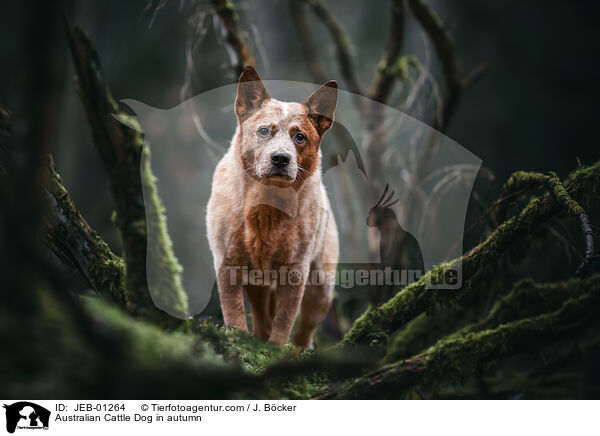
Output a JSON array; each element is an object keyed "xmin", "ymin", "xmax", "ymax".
[
  {"xmin": 316, "ymin": 273, "xmax": 600, "ymax": 399},
  {"xmin": 65, "ymin": 20, "xmax": 187, "ymax": 325},
  {"xmin": 45, "ymin": 155, "xmax": 126, "ymax": 304},
  {"xmin": 342, "ymin": 162, "xmax": 600, "ymax": 348}
]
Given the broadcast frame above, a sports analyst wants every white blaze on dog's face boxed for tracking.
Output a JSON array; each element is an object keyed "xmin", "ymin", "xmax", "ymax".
[{"xmin": 235, "ymin": 66, "xmax": 337, "ymax": 187}]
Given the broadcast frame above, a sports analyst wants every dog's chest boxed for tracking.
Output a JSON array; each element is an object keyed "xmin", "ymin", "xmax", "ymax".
[{"xmin": 244, "ymin": 205, "xmax": 300, "ymax": 270}]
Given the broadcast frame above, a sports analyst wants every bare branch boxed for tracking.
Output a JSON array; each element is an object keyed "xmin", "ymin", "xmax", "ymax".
[
  {"xmin": 407, "ymin": 0, "xmax": 485, "ymax": 131},
  {"xmin": 289, "ymin": 0, "xmax": 328, "ymax": 84},
  {"xmin": 305, "ymin": 0, "xmax": 365, "ymax": 99},
  {"xmin": 503, "ymin": 170, "xmax": 597, "ymax": 274},
  {"xmin": 369, "ymin": 0, "xmax": 408, "ymax": 104},
  {"xmin": 211, "ymin": 0, "xmax": 255, "ymax": 76}
]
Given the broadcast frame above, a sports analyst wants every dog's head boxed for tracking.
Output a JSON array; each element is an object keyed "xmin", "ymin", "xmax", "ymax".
[{"xmin": 234, "ymin": 66, "xmax": 337, "ymax": 187}]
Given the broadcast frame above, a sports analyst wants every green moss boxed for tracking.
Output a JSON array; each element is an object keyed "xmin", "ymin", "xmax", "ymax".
[
  {"xmin": 94, "ymin": 254, "xmax": 127, "ymax": 304},
  {"xmin": 547, "ymin": 171, "xmax": 585, "ymax": 215},
  {"xmin": 380, "ymin": 55, "xmax": 421, "ymax": 81},
  {"xmin": 67, "ymin": 23, "xmax": 189, "ymax": 326},
  {"xmin": 189, "ymin": 321, "xmax": 335, "ymax": 398},
  {"xmin": 128, "ymin": 140, "xmax": 188, "ymax": 319},
  {"xmin": 423, "ymin": 274, "xmax": 600, "ymax": 387},
  {"xmin": 46, "ymin": 158, "xmax": 127, "ymax": 305},
  {"xmin": 341, "ymin": 260, "xmax": 455, "ymax": 347},
  {"xmin": 384, "ymin": 309, "xmax": 459, "ymax": 364},
  {"xmin": 503, "ymin": 170, "xmax": 547, "ymax": 194},
  {"xmin": 503, "ymin": 170, "xmax": 586, "ymax": 216},
  {"xmin": 191, "ymin": 321, "xmax": 290, "ymax": 374},
  {"xmin": 84, "ymin": 297, "xmax": 217, "ymax": 364},
  {"xmin": 277, "ymin": 373, "xmax": 331, "ymax": 399},
  {"xmin": 467, "ymin": 276, "xmax": 597, "ymax": 333}
]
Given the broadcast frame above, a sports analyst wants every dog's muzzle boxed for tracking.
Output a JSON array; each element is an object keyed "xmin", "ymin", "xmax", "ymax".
[{"xmin": 267, "ymin": 150, "xmax": 293, "ymax": 179}]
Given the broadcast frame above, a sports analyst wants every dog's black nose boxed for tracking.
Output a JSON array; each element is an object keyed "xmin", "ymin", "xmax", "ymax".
[{"xmin": 271, "ymin": 151, "xmax": 290, "ymax": 168}]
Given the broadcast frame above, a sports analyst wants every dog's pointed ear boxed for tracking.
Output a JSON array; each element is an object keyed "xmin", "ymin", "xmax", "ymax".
[
  {"xmin": 303, "ymin": 80, "xmax": 338, "ymax": 137},
  {"xmin": 235, "ymin": 66, "xmax": 270, "ymax": 123}
]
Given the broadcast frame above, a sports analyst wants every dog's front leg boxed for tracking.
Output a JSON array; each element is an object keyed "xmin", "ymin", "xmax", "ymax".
[
  {"xmin": 217, "ymin": 263, "xmax": 248, "ymax": 331},
  {"xmin": 269, "ymin": 264, "xmax": 308, "ymax": 345}
]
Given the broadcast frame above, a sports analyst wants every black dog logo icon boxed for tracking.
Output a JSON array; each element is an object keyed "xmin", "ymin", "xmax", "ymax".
[{"xmin": 3, "ymin": 402, "xmax": 50, "ymax": 433}]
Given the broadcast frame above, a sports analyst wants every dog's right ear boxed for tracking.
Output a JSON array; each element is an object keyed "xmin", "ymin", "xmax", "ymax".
[{"xmin": 235, "ymin": 66, "xmax": 270, "ymax": 123}]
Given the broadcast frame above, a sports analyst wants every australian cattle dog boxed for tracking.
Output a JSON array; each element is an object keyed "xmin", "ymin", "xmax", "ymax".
[{"xmin": 206, "ymin": 67, "xmax": 339, "ymax": 347}]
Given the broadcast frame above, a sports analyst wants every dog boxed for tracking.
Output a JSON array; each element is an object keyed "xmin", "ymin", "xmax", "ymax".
[{"xmin": 206, "ymin": 66, "xmax": 339, "ymax": 347}]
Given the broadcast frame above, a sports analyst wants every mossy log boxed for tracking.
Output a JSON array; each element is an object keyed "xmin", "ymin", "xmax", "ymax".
[
  {"xmin": 64, "ymin": 20, "xmax": 187, "ymax": 325},
  {"xmin": 316, "ymin": 273, "xmax": 600, "ymax": 399},
  {"xmin": 383, "ymin": 250, "xmax": 598, "ymax": 364},
  {"xmin": 464, "ymin": 275, "xmax": 598, "ymax": 334}
]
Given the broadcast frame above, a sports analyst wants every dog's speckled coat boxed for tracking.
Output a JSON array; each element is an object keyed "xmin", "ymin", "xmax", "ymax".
[{"xmin": 206, "ymin": 67, "xmax": 339, "ymax": 347}]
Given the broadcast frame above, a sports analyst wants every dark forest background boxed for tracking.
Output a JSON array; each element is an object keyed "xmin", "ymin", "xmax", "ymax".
[
  {"xmin": 1, "ymin": 0, "xmax": 599, "ymax": 399},
  {"xmin": 3, "ymin": 0, "xmax": 598, "ymax": 277}
]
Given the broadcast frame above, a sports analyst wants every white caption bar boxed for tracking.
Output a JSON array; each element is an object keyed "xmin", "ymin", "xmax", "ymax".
[{"xmin": 0, "ymin": 400, "xmax": 597, "ymax": 436}]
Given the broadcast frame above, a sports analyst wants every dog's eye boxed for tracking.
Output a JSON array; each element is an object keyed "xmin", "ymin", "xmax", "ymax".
[
  {"xmin": 257, "ymin": 127, "xmax": 270, "ymax": 138},
  {"xmin": 293, "ymin": 132, "xmax": 307, "ymax": 144}
]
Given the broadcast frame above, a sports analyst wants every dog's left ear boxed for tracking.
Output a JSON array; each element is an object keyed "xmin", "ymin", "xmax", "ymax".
[
  {"xmin": 235, "ymin": 66, "xmax": 270, "ymax": 123},
  {"xmin": 304, "ymin": 80, "xmax": 338, "ymax": 137}
]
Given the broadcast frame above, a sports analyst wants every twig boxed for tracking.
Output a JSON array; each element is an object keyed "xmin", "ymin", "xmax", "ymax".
[
  {"xmin": 545, "ymin": 172, "xmax": 596, "ymax": 274},
  {"xmin": 503, "ymin": 170, "xmax": 596, "ymax": 274},
  {"xmin": 545, "ymin": 223, "xmax": 576, "ymax": 264},
  {"xmin": 463, "ymin": 62, "xmax": 489, "ymax": 89},
  {"xmin": 460, "ymin": 185, "xmax": 530, "ymax": 244},
  {"xmin": 577, "ymin": 213, "xmax": 595, "ymax": 274}
]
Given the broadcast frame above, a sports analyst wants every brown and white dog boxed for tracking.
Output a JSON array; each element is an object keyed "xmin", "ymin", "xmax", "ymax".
[{"xmin": 206, "ymin": 67, "xmax": 339, "ymax": 347}]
